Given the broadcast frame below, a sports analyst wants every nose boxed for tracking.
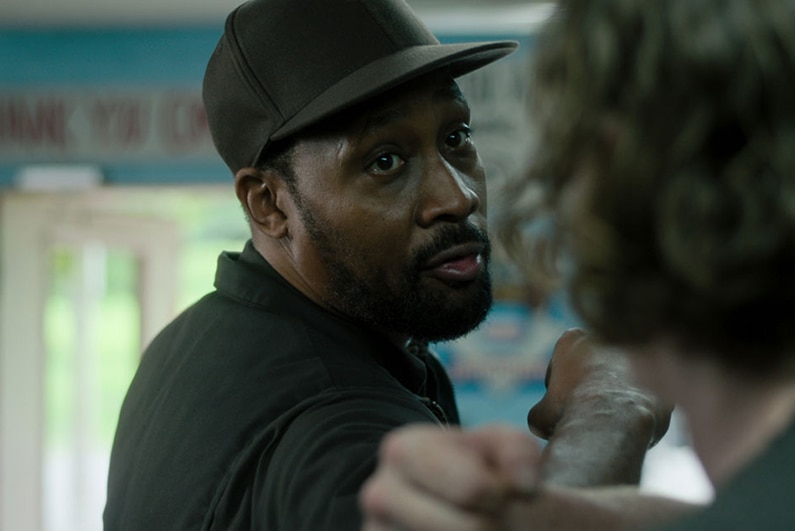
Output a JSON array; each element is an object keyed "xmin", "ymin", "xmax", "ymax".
[{"xmin": 416, "ymin": 157, "xmax": 482, "ymax": 227}]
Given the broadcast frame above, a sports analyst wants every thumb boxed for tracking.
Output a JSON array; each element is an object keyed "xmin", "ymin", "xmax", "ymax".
[{"xmin": 527, "ymin": 395, "xmax": 560, "ymax": 440}]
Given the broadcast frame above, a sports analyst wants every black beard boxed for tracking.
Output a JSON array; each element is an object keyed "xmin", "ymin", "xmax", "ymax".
[{"xmin": 300, "ymin": 204, "xmax": 493, "ymax": 342}]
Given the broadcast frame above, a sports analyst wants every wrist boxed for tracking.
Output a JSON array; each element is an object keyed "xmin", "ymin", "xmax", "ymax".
[
  {"xmin": 540, "ymin": 390, "xmax": 667, "ymax": 486},
  {"xmin": 571, "ymin": 386, "xmax": 670, "ymax": 448}
]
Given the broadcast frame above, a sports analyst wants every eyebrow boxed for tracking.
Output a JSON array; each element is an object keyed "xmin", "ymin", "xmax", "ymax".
[{"xmin": 357, "ymin": 81, "xmax": 470, "ymax": 140}]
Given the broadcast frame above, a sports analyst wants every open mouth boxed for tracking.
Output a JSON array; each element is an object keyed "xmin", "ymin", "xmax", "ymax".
[{"xmin": 422, "ymin": 242, "xmax": 485, "ymax": 283}]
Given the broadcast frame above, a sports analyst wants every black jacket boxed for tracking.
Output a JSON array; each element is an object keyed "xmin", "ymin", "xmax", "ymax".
[{"xmin": 104, "ymin": 240, "xmax": 458, "ymax": 530}]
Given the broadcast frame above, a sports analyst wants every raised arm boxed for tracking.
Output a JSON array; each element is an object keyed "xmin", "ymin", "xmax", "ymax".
[
  {"xmin": 360, "ymin": 329, "xmax": 701, "ymax": 531},
  {"xmin": 530, "ymin": 328, "xmax": 673, "ymax": 486}
]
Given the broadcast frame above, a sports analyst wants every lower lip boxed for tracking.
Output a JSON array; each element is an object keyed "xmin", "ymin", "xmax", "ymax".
[{"xmin": 426, "ymin": 254, "xmax": 482, "ymax": 283}]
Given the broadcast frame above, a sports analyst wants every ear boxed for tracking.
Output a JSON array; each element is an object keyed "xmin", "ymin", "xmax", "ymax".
[{"xmin": 234, "ymin": 166, "xmax": 289, "ymax": 238}]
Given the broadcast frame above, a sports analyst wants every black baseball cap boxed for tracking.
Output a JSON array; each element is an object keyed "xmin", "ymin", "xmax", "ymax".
[{"xmin": 203, "ymin": 0, "xmax": 518, "ymax": 173}]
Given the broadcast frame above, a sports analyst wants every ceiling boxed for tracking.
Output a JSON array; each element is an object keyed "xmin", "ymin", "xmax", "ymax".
[{"xmin": 0, "ymin": 0, "xmax": 550, "ymax": 29}]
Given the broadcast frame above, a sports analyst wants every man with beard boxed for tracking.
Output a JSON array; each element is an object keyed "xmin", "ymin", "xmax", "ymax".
[{"xmin": 104, "ymin": 0, "xmax": 668, "ymax": 530}]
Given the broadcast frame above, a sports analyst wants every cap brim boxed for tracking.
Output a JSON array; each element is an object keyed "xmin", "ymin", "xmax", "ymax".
[{"xmin": 271, "ymin": 40, "xmax": 518, "ymax": 142}]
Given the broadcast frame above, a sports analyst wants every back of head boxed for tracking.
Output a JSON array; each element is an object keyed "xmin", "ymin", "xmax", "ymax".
[
  {"xmin": 202, "ymin": 0, "xmax": 517, "ymax": 173},
  {"xmin": 510, "ymin": 0, "xmax": 795, "ymax": 374}
]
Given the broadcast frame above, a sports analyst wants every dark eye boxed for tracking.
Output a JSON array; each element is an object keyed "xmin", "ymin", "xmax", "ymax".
[
  {"xmin": 445, "ymin": 126, "xmax": 472, "ymax": 149},
  {"xmin": 367, "ymin": 153, "xmax": 405, "ymax": 175}
]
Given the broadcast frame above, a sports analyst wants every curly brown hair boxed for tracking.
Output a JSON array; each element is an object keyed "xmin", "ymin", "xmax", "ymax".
[{"xmin": 499, "ymin": 0, "xmax": 795, "ymax": 375}]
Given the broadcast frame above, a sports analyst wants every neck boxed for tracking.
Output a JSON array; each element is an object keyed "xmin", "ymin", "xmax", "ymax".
[
  {"xmin": 252, "ymin": 236, "xmax": 410, "ymax": 350},
  {"xmin": 676, "ymin": 361, "xmax": 795, "ymax": 488}
]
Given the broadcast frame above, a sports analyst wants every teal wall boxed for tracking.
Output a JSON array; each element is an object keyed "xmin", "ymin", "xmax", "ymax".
[
  {"xmin": 0, "ymin": 27, "xmax": 227, "ymax": 185},
  {"xmin": 0, "ymin": 27, "xmax": 219, "ymax": 86}
]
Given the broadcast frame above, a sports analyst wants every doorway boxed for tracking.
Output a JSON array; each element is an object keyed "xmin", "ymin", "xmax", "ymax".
[{"xmin": 0, "ymin": 186, "xmax": 247, "ymax": 531}]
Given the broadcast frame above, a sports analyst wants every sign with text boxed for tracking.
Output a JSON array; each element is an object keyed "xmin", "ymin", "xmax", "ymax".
[{"xmin": 0, "ymin": 90, "xmax": 216, "ymax": 162}]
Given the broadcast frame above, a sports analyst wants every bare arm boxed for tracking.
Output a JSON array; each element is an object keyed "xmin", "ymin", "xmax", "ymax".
[
  {"xmin": 359, "ymin": 424, "xmax": 701, "ymax": 531},
  {"xmin": 531, "ymin": 328, "xmax": 673, "ymax": 486}
]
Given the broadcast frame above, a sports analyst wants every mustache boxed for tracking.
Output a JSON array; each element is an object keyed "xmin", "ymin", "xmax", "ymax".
[{"xmin": 411, "ymin": 223, "xmax": 491, "ymax": 270}]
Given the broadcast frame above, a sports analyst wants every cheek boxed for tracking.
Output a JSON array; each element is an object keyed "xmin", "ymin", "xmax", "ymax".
[
  {"xmin": 357, "ymin": 218, "xmax": 409, "ymax": 264},
  {"xmin": 328, "ymin": 208, "xmax": 407, "ymax": 263}
]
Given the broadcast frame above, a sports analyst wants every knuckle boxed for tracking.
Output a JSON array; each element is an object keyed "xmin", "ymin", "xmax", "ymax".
[{"xmin": 451, "ymin": 475, "xmax": 504, "ymax": 509}]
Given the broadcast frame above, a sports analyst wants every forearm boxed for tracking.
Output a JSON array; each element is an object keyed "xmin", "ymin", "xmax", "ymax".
[
  {"xmin": 359, "ymin": 423, "xmax": 701, "ymax": 531},
  {"xmin": 540, "ymin": 390, "xmax": 660, "ymax": 486}
]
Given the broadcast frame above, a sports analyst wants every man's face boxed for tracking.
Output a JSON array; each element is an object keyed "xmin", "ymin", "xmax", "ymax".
[{"xmin": 286, "ymin": 73, "xmax": 492, "ymax": 342}]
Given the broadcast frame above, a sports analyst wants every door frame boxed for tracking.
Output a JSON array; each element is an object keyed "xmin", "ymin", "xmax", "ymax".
[{"xmin": 0, "ymin": 190, "xmax": 179, "ymax": 531}]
